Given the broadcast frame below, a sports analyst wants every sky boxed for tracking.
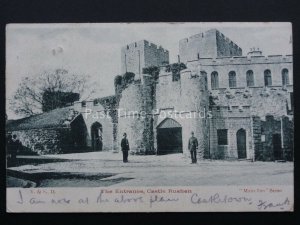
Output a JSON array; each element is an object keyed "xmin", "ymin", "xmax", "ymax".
[{"xmin": 6, "ymin": 22, "xmax": 292, "ymax": 119}]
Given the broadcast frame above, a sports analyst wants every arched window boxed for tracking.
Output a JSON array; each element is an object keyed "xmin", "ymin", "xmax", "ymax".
[
  {"xmin": 228, "ymin": 71, "xmax": 236, "ymax": 88},
  {"xmin": 282, "ymin": 68, "xmax": 289, "ymax": 85},
  {"xmin": 264, "ymin": 69, "xmax": 272, "ymax": 86},
  {"xmin": 211, "ymin": 71, "xmax": 219, "ymax": 90},
  {"xmin": 246, "ymin": 70, "xmax": 254, "ymax": 87}
]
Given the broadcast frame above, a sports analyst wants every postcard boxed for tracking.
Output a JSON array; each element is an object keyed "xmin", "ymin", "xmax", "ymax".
[{"xmin": 6, "ymin": 22, "xmax": 293, "ymax": 212}]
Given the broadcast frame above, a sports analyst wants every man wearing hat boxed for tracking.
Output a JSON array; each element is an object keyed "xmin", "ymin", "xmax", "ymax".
[
  {"xmin": 121, "ymin": 133, "xmax": 130, "ymax": 162},
  {"xmin": 188, "ymin": 131, "xmax": 198, "ymax": 163}
]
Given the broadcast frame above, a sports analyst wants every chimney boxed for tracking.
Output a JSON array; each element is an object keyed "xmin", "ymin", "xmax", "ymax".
[{"xmin": 247, "ymin": 47, "xmax": 263, "ymax": 56}]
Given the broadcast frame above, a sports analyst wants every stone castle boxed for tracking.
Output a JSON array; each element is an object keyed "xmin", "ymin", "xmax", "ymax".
[{"xmin": 7, "ymin": 29, "xmax": 294, "ymax": 161}]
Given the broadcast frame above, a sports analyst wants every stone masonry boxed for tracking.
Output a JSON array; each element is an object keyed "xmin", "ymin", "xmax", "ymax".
[{"xmin": 8, "ymin": 29, "xmax": 293, "ymax": 162}]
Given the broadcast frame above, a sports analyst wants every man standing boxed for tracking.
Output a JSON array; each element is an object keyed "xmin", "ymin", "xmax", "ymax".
[
  {"xmin": 188, "ymin": 131, "xmax": 198, "ymax": 164},
  {"xmin": 121, "ymin": 133, "xmax": 130, "ymax": 163}
]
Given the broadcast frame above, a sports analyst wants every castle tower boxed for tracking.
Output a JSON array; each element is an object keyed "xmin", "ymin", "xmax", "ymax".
[
  {"xmin": 180, "ymin": 68, "xmax": 210, "ymax": 159},
  {"xmin": 121, "ymin": 40, "xmax": 169, "ymax": 78},
  {"xmin": 117, "ymin": 74, "xmax": 155, "ymax": 154},
  {"xmin": 179, "ymin": 29, "xmax": 243, "ymax": 64}
]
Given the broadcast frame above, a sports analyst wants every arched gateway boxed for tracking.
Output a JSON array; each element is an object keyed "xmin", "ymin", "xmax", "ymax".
[
  {"xmin": 157, "ymin": 118, "xmax": 183, "ymax": 155},
  {"xmin": 91, "ymin": 122, "xmax": 103, "ymax": 151}
]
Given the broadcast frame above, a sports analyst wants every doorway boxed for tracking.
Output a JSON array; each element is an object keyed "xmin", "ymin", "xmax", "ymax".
[
  {"xmin": 91, "ymin": 122, "xmax": 103, "ymax": 151},
  {"xmin": 273, "ymin": 133, "xmax": 282, "ymax": 160},
  {"xmin": 237, "ymin": 129, "xmax": 247, "ymax": 159},
  {"xmin": 157, "ymin": 118, "xmax": 183, "ymax": 155}
]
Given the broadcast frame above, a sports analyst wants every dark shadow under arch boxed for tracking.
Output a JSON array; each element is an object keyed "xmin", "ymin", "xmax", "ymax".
[
  {"xmin": 91, "ymin": 122, "xmax": 103, "ymax": 151},
  {"xmin": 157, "ymin": 118, "xmax": 183, "ymax": 155}
]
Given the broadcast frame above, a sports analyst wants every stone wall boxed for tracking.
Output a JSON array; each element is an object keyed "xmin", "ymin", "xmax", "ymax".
[
  {"xmin": 179, "ymin": 29, "xmax": 242, "ymax": 63},
  {"xmin": 253, "ymin": 115, "xmax": 294, "ymax": 161},
  {"xmin": 121, "ymin": 40, "xmax": 169, "ymax": 78},
  {"xmin": 11, "ymin": 128, "xmax": 73, "ymax": 155},
  {"xmin": 210, "ymin": 87, "xmax": 290, "ymax": 119},
  {"xmin": 216, "ymin": 30, "xmax": 242, "ymax": 57},
  {"xmin": 187, "ymin": 55, "xmax": 293, "ymax": 89},
  {"xmin": 121, "ymin": 40, "xmax": 145, "ymax": 75},
  {"xmin": 74, "ymin": 96, "xmax": 117, "ymax": 151},
  {"xmin": 282, "ymin": 116, "xmax": 294, "ymax": 161},
  {"xmin": 117, "ymin": 80, "xmax": 145, "ymax": 152},
  {"xmin": 141, "ymin": 74, "xmax": 155, "ymax": 154},
  {"xmin": 143, "ymin": 40, "xmax": 169, "ymax": 68},
  {"xmin": 209, "ymin": 106, "xmax": 254, "ymax": 160},
  {"xmin": 74, "ymin": 100, "xmax": 115, "ymax": 151},
  {"xmin": 154, "ymin": 69, "xmax": 209, "ymax": 159},
  {"xmin": 155, "ymin": 71, "xmax": 182, "ymax": 110},
  {"xmin": 252, "ymin": 116, "xmax": 262, "ymax": 161}
]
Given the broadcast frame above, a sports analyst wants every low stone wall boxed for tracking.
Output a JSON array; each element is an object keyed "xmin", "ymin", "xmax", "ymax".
[{"xmin": 10, "ymin": 128, "xmax": 73, "ymax": 155}]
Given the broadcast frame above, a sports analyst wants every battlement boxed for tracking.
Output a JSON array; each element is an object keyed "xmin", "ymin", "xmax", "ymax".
[
  {"xmin": 122, "ymin": 40, "xmax": 143, "ymax": 52},
  {"xmin": 212, "ymin": 104, "xmax": 251, "ymax": 112},
  {"xmin": 211, "ymin": 104, "xmax": 252, "ymax": 118},
  {"xmin": 122, "ymin": 40, "xmax": 169, "ymax": 53},
  {"xmin": 180, "ymin": 29, "xmax": 218, "ymax": 43},
  {"xmin": 121, "ymin": 40, "xmax": 169, "ymax": 75},
  {"xmin": 187, "ymin": 54, "xmax": 293, "ymax": 66},
  {"xmin": 179, "ymin": 29, "xmax": 243, "ymax": 63},
  {"xmin": 143, "ymin": 40, "xmax": 169, "ymax": 53}
]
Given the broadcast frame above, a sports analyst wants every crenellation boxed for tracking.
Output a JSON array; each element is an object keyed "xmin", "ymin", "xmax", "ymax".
[
  {"xmin": 121, "ymin": 39, "xmax": 170, "ymax": 75},
  {"xmin": 180, "ymin": 29, "xmax": 243, "ymax": 63}
]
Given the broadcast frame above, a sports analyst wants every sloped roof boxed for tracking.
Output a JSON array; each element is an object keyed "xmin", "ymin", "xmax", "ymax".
[{"xmin": 6, "ymin": 107, "xmax": 80, "ymax": 131}]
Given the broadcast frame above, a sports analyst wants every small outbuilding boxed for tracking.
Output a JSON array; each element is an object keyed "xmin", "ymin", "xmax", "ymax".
[{"xmin": 6, "ymin": 107, "xmax": 88, "ymax": 155}]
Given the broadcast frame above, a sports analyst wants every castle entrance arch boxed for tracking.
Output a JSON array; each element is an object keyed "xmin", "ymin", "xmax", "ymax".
[
  {"xmin": 91, "ymin": 122, "xmax": 103, "ymax": 151},
  {"xmin": 157, "ymin": 118, "xmax": 183, "ymax": 155},
  {"xmin": 237, "ymin": 129, "xmax": 247, "ymax": 159}
]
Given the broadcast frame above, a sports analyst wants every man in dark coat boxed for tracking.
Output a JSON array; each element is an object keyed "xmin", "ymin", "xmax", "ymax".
[
  {"xmin": 188, "ymin": 131, "xmax": 198, "ymax": 163},
  {"xmin": 121, "ymin": 133, "xmax": 130, "ymax": 163}
]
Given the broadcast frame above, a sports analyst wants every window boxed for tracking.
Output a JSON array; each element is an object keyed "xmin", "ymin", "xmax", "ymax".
[
  {"xmin": 282, "ymin": 68, "xmax": 289, "ymax": 85},
  {"xmin": 264, "ymin": 69, "xmax": 272, "ymax": 86},
  {"xmin": 229, "ymin": 71, "xmax": 236, "ymax": 88},
  {"xmin": 211, "ymin": 71, "xmax": 219, "ymax": 90},
  {"xmin": 217, "ymin": 129, "xmax": 228, "ymax": 145},
  {"xmin": 246, "ymin": 70, "xmax": 254, "ymax": 86},
  {"xmin": 93, "ymin": 99, "xmax": 99, "ymax": 106},
  {"xmin": 81, "ymin": 101, "xmax": 86, "ymax": 107}
]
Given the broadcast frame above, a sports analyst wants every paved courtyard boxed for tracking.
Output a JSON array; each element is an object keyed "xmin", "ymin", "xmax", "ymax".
[{"xmin": 7, "ymin": 152, "xmax": 293, "ymax": 187}]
